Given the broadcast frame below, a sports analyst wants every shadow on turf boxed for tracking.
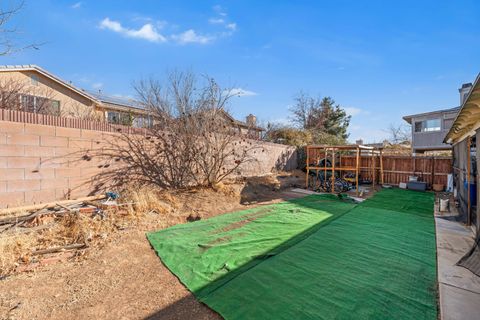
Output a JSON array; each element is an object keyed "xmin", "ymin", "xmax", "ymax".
[{"xmin": 143, "ymin": 193, "xmax": 358, "ymax": 320}]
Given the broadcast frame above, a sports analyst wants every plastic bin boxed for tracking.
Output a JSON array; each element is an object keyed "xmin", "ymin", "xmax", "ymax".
[{"xmin": 463, "ymin": 181, "xmax": 477, "ymax": 206}]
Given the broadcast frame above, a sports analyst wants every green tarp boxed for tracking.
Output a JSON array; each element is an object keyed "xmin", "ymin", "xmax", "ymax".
[{"xmin": 147, "ymin": 189, "xmax": 437, "ymax": 319}]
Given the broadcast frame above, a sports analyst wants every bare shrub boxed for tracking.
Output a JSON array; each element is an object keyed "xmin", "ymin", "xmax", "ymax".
[
  {"xmin": 61, "ymin": 101, "xmax": 103, "ymax": 121},
  {"xmin": 91, "ymin": 71, "xmax": 262, "ymax": 192}
]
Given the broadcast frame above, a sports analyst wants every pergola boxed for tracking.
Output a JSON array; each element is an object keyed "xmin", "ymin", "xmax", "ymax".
[{"xmin": 305, "ymin": 144, "xmax": 384, "ymax": 196}]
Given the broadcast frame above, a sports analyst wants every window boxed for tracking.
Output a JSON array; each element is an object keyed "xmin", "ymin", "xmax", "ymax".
[
  {"xmin": 132, "ymin": 115, "xmax": 153, "ymax": 128},
  {"xmin": 424, "ymin": 119, "xmax": 441, "ymax": 132},
  {"xmin": 414, "ymin": 118, "xmax": 441, "ymax": 133},
  {"xmin": 107, "ymin": 111, "xmax": 132, "ymax": 126},
  {"xmin": 414, "ymin": 121, "xmax": 422, "ymax": 133},
  {"xmin": 20, "ymin": 94, "xmax": 60, "ymax": 115}
]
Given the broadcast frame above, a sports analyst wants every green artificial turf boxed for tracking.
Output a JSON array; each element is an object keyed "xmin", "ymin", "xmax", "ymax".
[{"xmin": 148, "ymin": 189, "xmax": 437, "ymax": 320}]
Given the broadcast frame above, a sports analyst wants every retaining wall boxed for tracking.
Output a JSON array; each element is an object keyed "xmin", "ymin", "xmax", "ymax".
[{"xmin": 0, "ymin": 119, "xmax": 296, "ymax": 208}]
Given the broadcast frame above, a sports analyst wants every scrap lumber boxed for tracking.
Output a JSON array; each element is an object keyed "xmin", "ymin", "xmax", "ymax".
[
  {"xmin": 0, "ymin": 206, "xmax": 49, "ymax": 226},
  {"xmin": 32, "ymin": 243, "xmax": 86, "ymax": 256},
  {"xmin": 0, "ymin": 195, "xmax": 106, "ymax": 216}
]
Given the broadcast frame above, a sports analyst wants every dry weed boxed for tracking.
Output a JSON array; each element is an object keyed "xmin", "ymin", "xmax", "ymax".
[
  {"xmin": 212, "ymin": 182, "xmax": 239, "ymax": 197},
  {"xmin": 0, "ymin": 234, "xmax": 35, "ymax": 276},
  {"xmin": 124, "ymin": 187, "xmax": 178, "ymax": 215}
]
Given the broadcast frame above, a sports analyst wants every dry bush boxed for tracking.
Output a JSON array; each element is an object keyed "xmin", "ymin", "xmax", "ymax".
[
  {"xmin": 123, "ymin": 187, "xmax": 179, "ymax": 215},
  {"xmin": 91, "ymin": 71, "xmax": 262, "ymax": 192}
]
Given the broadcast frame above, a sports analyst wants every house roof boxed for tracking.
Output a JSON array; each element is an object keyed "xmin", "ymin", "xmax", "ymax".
[
  {"xmin": 0, "ymin": 64, "xmax": 145, "ymax": 112},
  {"xmin": 219, "ymin": 109, "xmax": 264, "ymax": 131},
  {"xmin": 402, "ymin": 106, "xmax": 460, "ymax": 124},
  {"xmin": 85, "ymin": 90, "xmax": 144, "ymax": 110},
  {"xmin": 0, "ymin": 64, "xmax": 97, "ymax": 103},
  {"xmin": 444, "ymin": 73, "xmax": 480, "ymax": 144},
  {"xmin": 0, "ymin": 65, "xmax": 262, "ymax": 126}
]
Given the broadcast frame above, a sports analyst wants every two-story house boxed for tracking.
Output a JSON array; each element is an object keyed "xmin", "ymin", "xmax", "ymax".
[{"xmin": 403, "ymin": 83, "xmax": 472, "ymax": 154}]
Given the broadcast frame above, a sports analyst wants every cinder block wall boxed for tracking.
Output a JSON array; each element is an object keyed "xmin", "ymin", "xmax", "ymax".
[{"xmin": 0, "ymin": 120, "xmax": 297, "ymax": 209}]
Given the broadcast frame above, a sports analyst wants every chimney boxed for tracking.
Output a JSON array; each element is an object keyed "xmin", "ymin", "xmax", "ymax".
[
  {"xmin": 459, "ymin": 83, "xmax": 473, "ymax": 105},
  {"xmin": 356, "ymin": 139, "xmax": 364, "ymax": 145},
  {"xmin": 246, "ymin": 114, "xmax": 257, "ymax": 127}
]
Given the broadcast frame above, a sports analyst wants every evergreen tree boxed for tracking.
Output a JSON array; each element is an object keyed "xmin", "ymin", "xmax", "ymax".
[{"xmin": 289, "ymin": 93, "xmax": 351, "ymax": 143}]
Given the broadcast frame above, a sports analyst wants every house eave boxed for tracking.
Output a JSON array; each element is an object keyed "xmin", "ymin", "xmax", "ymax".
[{"xmin": 444, "ymin": 72, "xmax": 480, "ymax": 144}]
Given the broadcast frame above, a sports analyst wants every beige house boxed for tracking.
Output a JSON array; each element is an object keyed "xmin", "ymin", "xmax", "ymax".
[
  {"xmin": 220, "ymin": 110, "xmax": 264, "ymax": 139},
  {"xmin": 0, "ymin": 65, "xmax": 263, "ymax": 135},
  {"xmin": 0, "ymin": 65, "xmax": 152, "ymax": 127}
]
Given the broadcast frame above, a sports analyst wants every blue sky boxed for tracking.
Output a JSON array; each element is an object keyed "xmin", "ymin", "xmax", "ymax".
[{"xmin": 4, "ymin": 0, "xmax": 480, "ymax": 142}]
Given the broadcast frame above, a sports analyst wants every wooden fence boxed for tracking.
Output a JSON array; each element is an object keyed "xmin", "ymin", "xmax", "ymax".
[
  {"xmin": 340, "ymin": 155, "xmax": 452, "ymax": 187},
  {"xmin": 0, "ymin": 109, "xmax": 147, "ymax": 134}
]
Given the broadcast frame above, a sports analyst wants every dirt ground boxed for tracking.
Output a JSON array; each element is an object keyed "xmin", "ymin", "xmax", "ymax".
[{"xmin": 0, "ymin": 173, "xmax": 304, "ymax": 320}]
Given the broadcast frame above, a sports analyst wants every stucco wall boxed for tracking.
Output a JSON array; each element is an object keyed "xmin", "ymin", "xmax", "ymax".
[
  {"xmin": 0, "ymin": 70, "xmax": 99, "ymax": 118},
  {"xmin": 410, "ymin": 109, "xmax": 458, "ymax": 152},
  {"xmin": 0, "ymin": 120, "xmax": 296, "ymax": 208}
]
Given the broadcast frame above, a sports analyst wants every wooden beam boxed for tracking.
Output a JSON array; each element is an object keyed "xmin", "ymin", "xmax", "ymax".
[
  {"xmin": 0, "ymin": 195, "xmax": 106, "ymax": 216},
  {"xmin": 305, "ymin": 146, "xmax": 310, "ymax": 189},
  {"xmin": 356, "ymin": 147, "xmax": 360, "ymax": 196},
  {"xmin": 380, "ymin": 149, "xmax": 384, "ymax": 185},
  {"xmin": 467, "ymin": 137, "xmax": 472, "ymax": 226},
  {"xmin": 331, "ymin": 148, "xmax": 336, "ymax": 193},
  {"xmin": 372, "ymin": 149, "xmax": 376, "ymax": 188}
]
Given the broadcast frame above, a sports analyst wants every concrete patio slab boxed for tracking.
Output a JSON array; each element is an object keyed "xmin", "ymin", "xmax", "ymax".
[{"xmin": 435, "ymin": 214, "xmax": 480, "ymax": 320}]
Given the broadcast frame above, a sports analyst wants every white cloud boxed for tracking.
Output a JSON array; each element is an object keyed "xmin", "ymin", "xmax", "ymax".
[
  {"xmin": 99, "ymin": 17, "xmax": 167, "ymax": 43},
  {"xmin": 209, "ymin": 5, "xmax": 237, "ymax": 35},
  {"xmin": 213, "ymin": 5, "xmax": 227, "ymax": 16},
  {"xmin": 172, "ymin": 29, "xmax": 212, "ymax": 44},
  {"xmin": 226, "ymin": 23, "xmax": 237, "ymax": 31},
  {"xmin": 344, "ymin": 107, "xmax": 362, "ymax": 116},
  {"xmin": 209, "ymin": 18, "xmax": 225, "ymax": 24},
  {"xmin": 99, "ymin": 6, "xmax": 237, "ymax": 46},
  {"xmin": 227, "ymin": 88, "xmax": 258, "ymax": 97},
  {"xmin": 71, "ymin": 2, "xmax": 82, "ymax": 9}
]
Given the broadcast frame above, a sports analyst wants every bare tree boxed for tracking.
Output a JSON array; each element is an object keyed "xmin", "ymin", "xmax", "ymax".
[
  {"xmin": 90, "ymin": 71, "xmax": 262, "ymax": 191},
  {"xmin": 0, "ymin": 78, "xmax": 60, "ymax": 115},
  {"xmin": 289, "ymin": 91, "xmax": 317, "ymax": 129},
  {"xmin": 0, "ymin": 1, "xmax": 41, "ymax": 56},
  {"xmin": 0, "ymin": 78, "xmax": 25, "ymax": 109},
  {"xmin": 386, "ymin": 123, "xmax": 411, "ymax": 144},
  {"xmin": 61, "ymin": 101, "xmax": 103, "ymax": 121}
]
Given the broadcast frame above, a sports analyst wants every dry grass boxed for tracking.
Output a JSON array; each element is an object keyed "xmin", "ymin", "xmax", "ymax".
[
  {"xmin": 0, "ymin": 234, "xmax": 35, "ymax": 276},
  {"xmin": 0, "ymin": 172, "xmax": 300, "ymax": 277},
  {"xmin": 124, "ymin": 187, "xmax": 179, "ymax": 215},
  {"xmin": 0, "ymin": 186, "xmax": 184, "ymax": 277}
]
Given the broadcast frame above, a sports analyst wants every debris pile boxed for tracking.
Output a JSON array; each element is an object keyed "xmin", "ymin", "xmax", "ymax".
[{"xmin": 0, "ymin": 193, "xmax": 138, "ymax": 277}]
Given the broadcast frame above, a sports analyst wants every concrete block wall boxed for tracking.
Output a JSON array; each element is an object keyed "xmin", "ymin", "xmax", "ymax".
[
  {"xmin": 0, "ymin": 120, "xmax": 297, "ymax": 208},
  {"xmin": 0, "ymin": 121, "xmax": 118, "ymax": 208}
]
